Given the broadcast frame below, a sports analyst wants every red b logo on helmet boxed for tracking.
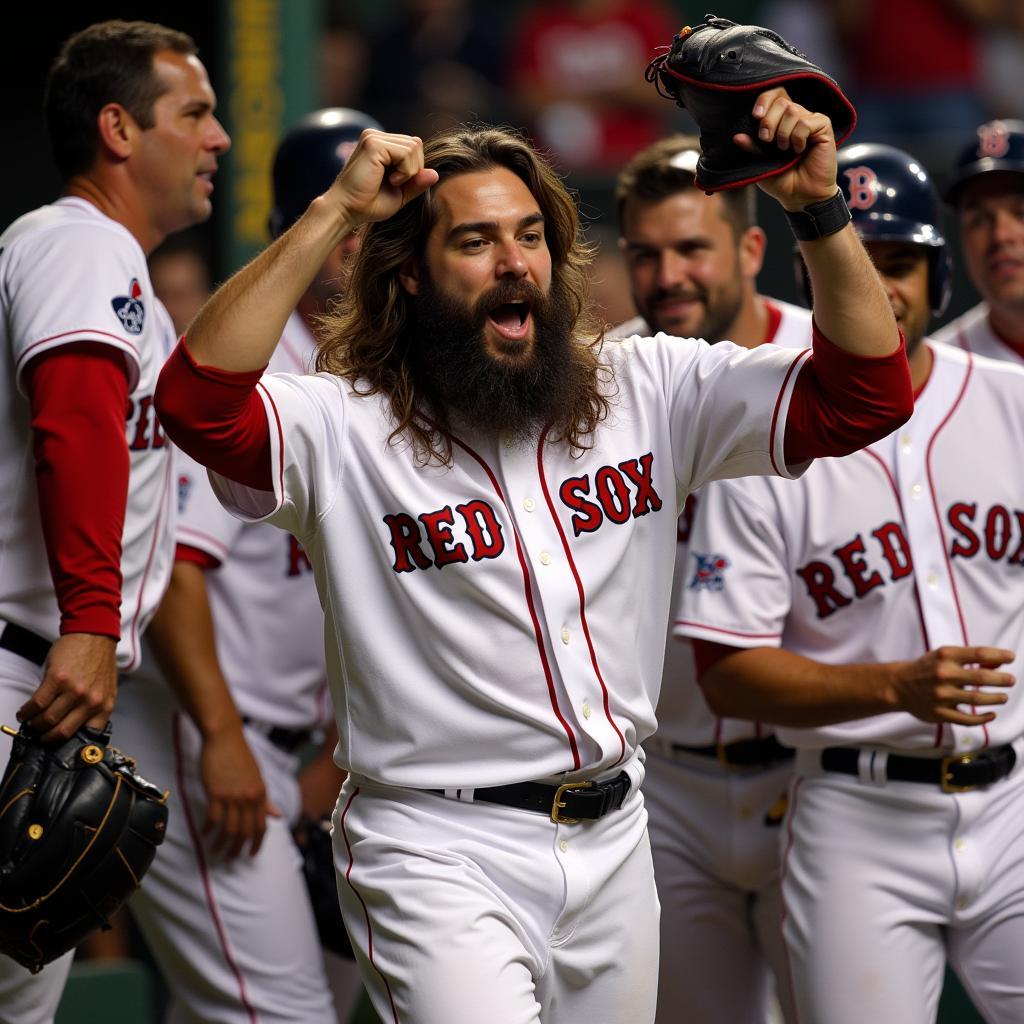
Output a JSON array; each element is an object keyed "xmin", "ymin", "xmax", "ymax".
[
  {"xmin": 843, "ymin": 167, "xmax": 878, "ymax": 210},
  {"xmin": 977, "ymin": 122, "xmax": 1010, "ymax": 159}
]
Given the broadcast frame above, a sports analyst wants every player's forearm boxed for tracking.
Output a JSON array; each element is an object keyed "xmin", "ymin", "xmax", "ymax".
[
  {"xmin": 799, "ymin": 223, "xmax": 902, "ymax": 357},
  {"xmin": 145, "ymin": 561, "xmax": 245, "ymax": 739},
  {"xmin": 700, "ymin": 646, "xmax": 902, "ymax": 727},
  {"xmin": 186, "ymin": 197, "xmax": 356, "ymax": 372}
]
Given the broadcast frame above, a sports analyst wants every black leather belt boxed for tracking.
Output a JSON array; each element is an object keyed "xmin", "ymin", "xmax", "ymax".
[
  {"xmin": 0, "ymin": 622, "xmax": 51, "ymax": 668},
  {"xmin": 670, "ymin": 735, "xmax": 794, "ymax": 768},
  {"xmin": 432, "ymin": 771, "xmax": 632, "ymax": 824},
  {"xmin": 241, "ymin": 717, "xmax": 312, "ymax": 754},
  {"xmin": 821, "ymin": 745, "xmax": 1017, "ymax": 793}
]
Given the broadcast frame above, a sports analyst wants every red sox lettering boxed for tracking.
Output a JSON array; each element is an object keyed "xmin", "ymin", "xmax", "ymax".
[
  {"xmin": 127, "ymin": 393, "xmax": 168, "ymax": 452},
  {"xmin": 559, "ymin": 452, "xmax": 663, "ymax": 537},
  {"xmin": 797, "ymin": 504, "xmax": 1024, "ymax": 619},
  {"xmin": 385, "ymin": 499, "xmax": 506, "ymax": 573},
  {"xmin": 948, "ymin": 502, "xmax": 1024, "ymax": 563},
  {"xmin": 385, "ymin": 452, "xmax": 665, "ymax": 572}
]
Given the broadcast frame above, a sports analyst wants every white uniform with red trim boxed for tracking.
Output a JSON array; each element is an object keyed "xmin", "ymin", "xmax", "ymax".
[
  {"xmin": 637, "ymin": 299, "xmax": 810, "ymax": 1024},
  {"xmin": 208, "ymin": 331, "xmax": 811, "ymax": 1024},
  {"xmin": 0, "ymin": 197, "xmax": 175, "ymax": 1024},
  {"xmin": 677, "ymin": 342, "xmax": 1024, "ymax": 1024},
  {"xmin": 113, "ymin": 313, "xmax": 353, "ymax": 1024},
  {"xmin": 934, "ymin": 302, "xmax": 1024, "ymax": 367}
]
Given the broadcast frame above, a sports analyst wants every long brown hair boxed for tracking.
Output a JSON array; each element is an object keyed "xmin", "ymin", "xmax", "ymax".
[{"xmin": 316, "ymin": 126, "xmax": 610, "ymax": 465}]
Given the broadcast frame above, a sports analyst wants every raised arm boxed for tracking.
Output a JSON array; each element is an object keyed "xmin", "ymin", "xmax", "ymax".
[
  {"xmin": 184, "ymin": 131, "xmax": 437, "ymax": 372},
  {"xmin": 740, "ymin": 88, "xmax": 900, "ymax": 358}
]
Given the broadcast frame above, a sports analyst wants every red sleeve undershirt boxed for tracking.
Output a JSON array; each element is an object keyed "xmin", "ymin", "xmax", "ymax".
[
  {"xmin": 175, "ymin": 542, "xmax": 221, "ymax": 571},
  {"xmin": 692, "ymin": 639, "xmax": 744, "ymax": 681},
  {"xmin": 783, "ymin": 321, "xmax": 911, "ymax": 464},
  {"xmin": 155, "ymin": 324, "xmax": 911, "ymax": 492},
  {"xmin": 24, "ymin": 343, "xmax": 130, "ymax": 640}
]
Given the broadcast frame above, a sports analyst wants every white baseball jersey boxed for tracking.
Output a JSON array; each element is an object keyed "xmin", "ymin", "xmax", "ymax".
[
  {"xmin": 174, "ymin": 312, "xmax": 331, "ymax": 731},
  {"xmin": 678, "ymin": 342, "xmax": 1024, "ymax": 753},
  {"xmin": 209, "ymin": 333, "xmax": 810, "ymax": 790},
  {"xmin": 933, "ymin": 302, "xmax": 1024, "ymax": 367},
  {"xmin": 0, "ymin": 197, "xmax": 176, "ymax": 669}
]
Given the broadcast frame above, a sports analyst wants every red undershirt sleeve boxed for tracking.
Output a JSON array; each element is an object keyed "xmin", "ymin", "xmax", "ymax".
[
  {"xmin": 175, "ymin": 543, "xmax": 221, "ymax": 571},
  {"xmin": 783, "ymin": 322, "xmax": 912, "ymax": 465},
  {"xmin": 24, "ymin": 343, "xmax": 130, "ymax": 640},
  {"xmin": 692, "ymin": 639, "xmax": 744, "ymax": 681},
  {"xmin": 155, "ymin": 339, "xmax": 272, "ymax": 491}
]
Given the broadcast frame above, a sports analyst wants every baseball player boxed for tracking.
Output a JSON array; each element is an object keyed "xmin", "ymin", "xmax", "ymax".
[
  {"xmin": 677, "ymin": 143, "xmax": 1024, "ymax": 1024},
  {"xmin": 612, "ymin": 135, "xmax": 807, "ymax": 1023},
  {"xmin": 0, "ymin": 21, "xmax": 228, "ymax": 1024},
  {"xmin": 153, "ymin": 95, "xmax": 912, "ymax": 1024},
  {"xmin": 934, "ymin": 119, "xmax": 1024, "ymax": 363},
  {"xmin": 111, "ymin": 110, "xmax": 377, "ymax": 1024}
]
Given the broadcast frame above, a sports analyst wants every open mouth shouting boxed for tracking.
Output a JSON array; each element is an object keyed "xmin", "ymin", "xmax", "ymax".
[{"xmin": 487, "ymin": 299, "xmax": 533, "ymax": 343}]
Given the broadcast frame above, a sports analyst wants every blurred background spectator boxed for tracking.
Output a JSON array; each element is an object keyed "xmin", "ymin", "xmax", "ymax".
[{"xmin": 148, "ymin": 236, "xmax": 214, "ymax": 337}]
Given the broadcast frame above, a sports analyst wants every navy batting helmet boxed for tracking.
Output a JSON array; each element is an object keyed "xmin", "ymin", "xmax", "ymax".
[
  {"xmin": 268, "ymin": 108, "xmax": 382, "ymax": 239},
  {"xmin": 944, "ymin": 119, "xmax": 1024, "ymax": 208},
  {"xmin": 834, "ymin": 142, "xmax": 952, "ymax": 317}
]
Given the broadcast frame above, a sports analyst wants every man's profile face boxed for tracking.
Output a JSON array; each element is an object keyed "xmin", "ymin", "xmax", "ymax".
[
  {"xmin": 621, "ymin": 190, "xmax": 757, "ymax": 342},
  {"xmin": 958, "ymin": 173, "xmax": 1024, "ymax": 314},
  {"xmin": 866, "ymin": 240, "xmax": 932, "ymax": 354},
  {"xmin": 133, "ymin": 51, "xmax": 231, "ymax": 236}
]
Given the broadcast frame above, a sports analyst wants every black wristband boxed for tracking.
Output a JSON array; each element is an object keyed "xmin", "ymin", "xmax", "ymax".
[{"xmin": 784, "ymin": 189, "xmax": 852, "ymax": 242}]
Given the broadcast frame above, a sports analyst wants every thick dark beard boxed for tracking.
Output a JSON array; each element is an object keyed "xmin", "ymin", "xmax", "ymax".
[{"xmin": 409, "ymin": 272, "xmax": 588, "ymax": 440}]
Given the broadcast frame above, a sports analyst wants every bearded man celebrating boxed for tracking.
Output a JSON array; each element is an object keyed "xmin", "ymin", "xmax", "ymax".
[{"xmin": 155, "ymin": 99, "xmax": 911, "ymax": 1024}]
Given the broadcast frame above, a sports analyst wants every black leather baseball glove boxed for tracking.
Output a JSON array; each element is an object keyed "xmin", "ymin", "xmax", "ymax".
[
  {"xmin": 0, "ymin": 722, "xmax": 169, "ymax": 973},
  {"xmin": 295, "ymin": 815, "xmax": 354, "ymax": 960},
  {"xmin": 646, "ymin": 13, "xmax": 856, "ymax": 192}
]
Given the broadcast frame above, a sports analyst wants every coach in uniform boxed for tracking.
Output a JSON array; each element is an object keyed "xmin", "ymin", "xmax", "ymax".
[{"xmin": 0, "ymin": 21, "xmax": 229, "ymax": 1024}]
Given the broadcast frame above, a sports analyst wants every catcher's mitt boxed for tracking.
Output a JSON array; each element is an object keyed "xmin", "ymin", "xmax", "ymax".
[
  {"xmin": 0, "ymin": 722, "xmax": 168, "ymax": 973},
  {"xmin": 646, "ymin": 13, "xmax": 856, "ymax": 192},
  {"xmin": 295, "ymin": 815, "xmax": 353, "ymax": 960}
]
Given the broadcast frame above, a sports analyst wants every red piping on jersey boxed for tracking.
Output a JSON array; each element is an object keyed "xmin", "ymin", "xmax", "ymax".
[
  {"xmin": 18, "ymin": 328, "xmax": 141, "ymax": 372},
  {"xmin": 257, "ymin": 381, "xmax": 287, "ymax": 513},
  {"xmin": 859, "ymin": 450, "xmax": 932, "ymax": 649},
  {"xmin": 769, "ymin": 349, "xmax": 812, "ymax": 475},
  {"xmin": 127, "ymin": 453, "xmax": 173, "ymax": 670},
  {"xmin": 860, "ymin": 445, "xmax": 939, "ymax": 746},
  {"xmin": 674, "ymin": 621, "xmax": 782, "ymax": 641},
  {"xmin": 340, "ymin": 788, "xmax": 400, "ymax": 1024},
  {"xmin": 173, "ymin": 716, "xmax": 259, "ymax": 1024},
  {"xmin": 779, "ymin": 775, "xmax": 805, "ymax": 1024},
  {"xmin": 536, "ymin": 425, "xmax": 627, "ymax": 766},
  {"xmin": 923, "ymin": 354, "xmax": 984, "ymax": 743},
  {"xmin": 449, "ymin": 432, "xmax": 582, "ymax": 769},
  {"xmin": 762, "ymin": 299, "xmax": 784, "ymax": 344}
]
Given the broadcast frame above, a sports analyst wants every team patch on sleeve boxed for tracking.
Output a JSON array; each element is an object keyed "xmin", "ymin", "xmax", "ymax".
[
  {"xmin": 111, "ymin": 278, "xmax": 145, "ymax": 335},
  {"xmin": 688, "ymin": 551, "xmax": 730, "ymax": 591}
]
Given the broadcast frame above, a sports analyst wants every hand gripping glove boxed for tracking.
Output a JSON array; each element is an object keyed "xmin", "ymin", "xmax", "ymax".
[
  {"xmin": 0, "ymin": 722, "xmax": 169, "ymax": 973},
  {"xmin": 646, "ymin": 13, "xmax": 856, "ymax": 192},
  {"xmin": 295, "ymin": 815, "xmax": 354, "ymax": 960}
]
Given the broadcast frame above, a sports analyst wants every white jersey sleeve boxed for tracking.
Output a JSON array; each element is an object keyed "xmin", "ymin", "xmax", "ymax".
[
  {"xmin": 3, "ymin": 201, "xmax": 151, "ymax": 390},
  {"xmin": 617, "ymin": 334, "xmax": 811, "ymax": 492},
  {"xmin": 176, "ymin": 448, "xmax": 244, "ymax": 562},
  {"xmin": 674, "ymin": 477, "xmax": 792, "ymax": 647}
]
